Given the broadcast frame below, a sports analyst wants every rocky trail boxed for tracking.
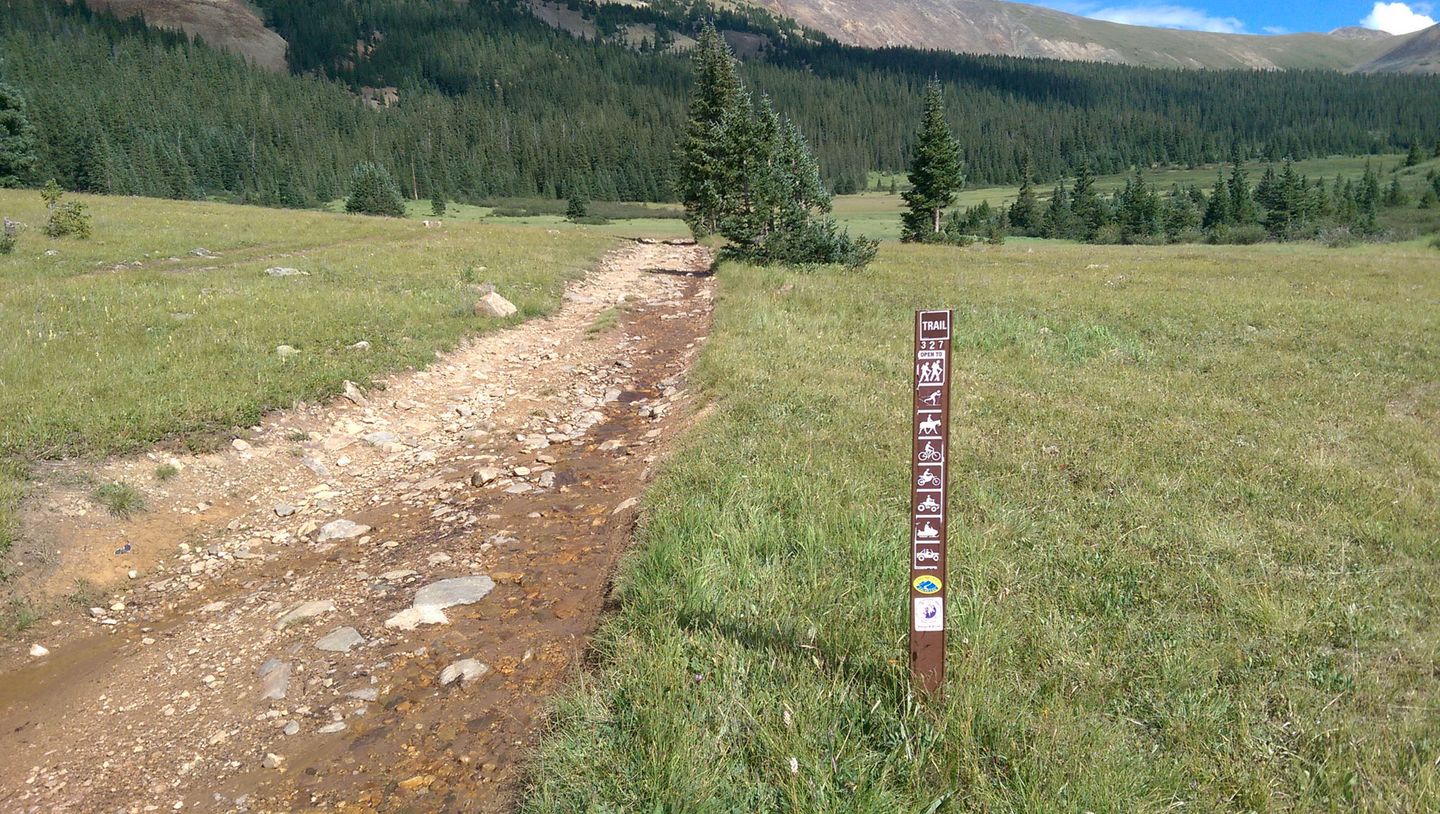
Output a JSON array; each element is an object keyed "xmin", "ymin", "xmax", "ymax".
[{"xmin": 0, "ymin": 240, "xmax": 715, "ymax": 813}]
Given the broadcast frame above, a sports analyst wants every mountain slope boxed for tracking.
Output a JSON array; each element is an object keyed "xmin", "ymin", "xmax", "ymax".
[
  {"xmin": 83, "ymin": 0, "xmax": 286, "ymax": 71},
  {"xmin": 746, "ymin": 0, "xmax": 1412, "ymax": 70},
  {"xmin": 1358, "ymin": 23, "xmax": 1440, "ymax": 73}
]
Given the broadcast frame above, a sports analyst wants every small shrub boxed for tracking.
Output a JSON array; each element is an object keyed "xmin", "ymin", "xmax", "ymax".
[
  {"xmin": 41, "ymin": 182, "xmax": 91, "ymax": 239},
  {"xmin": 489, "ymin": 206, "xmax": 529, "ymax": 217},
  {"xmin": 153, "ymin": 463, "xmax": 178, "ymax": 481},
  {"xmin": 569, "ymin": 215, "xmax": 612, "ymax": 225},
  {"xmin": 1093, "ymin": 224, "xmax": 1123, "ymax": 245},
  {"xmin": 92, "ymin": 481, "xmax": 146, "ymax": 518},
  {"xmin": 1321, "ymin": 226, "xmax": 1358, "ymax": 249},
  {"xmin": 0, "ymin": 230, "xmax": 14, "ymax": 254},
  {"xmin": 743, "ymin": 217, "xmax": 878, "ymax": 270},
  {"xmin": 1430, "ymin": 234, "xmax": 1440, "ymax": 250}
]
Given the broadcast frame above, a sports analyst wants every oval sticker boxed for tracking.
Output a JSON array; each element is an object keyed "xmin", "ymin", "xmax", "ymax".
[{"xmin": 912, "ymin": 576, "xmax": 943, "ymax": 595}]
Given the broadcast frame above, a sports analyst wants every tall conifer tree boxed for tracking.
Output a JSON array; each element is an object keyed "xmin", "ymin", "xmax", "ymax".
[
  {"xmin": 677, "ymin": 23, "xmax": 742, "ymax": 237},
  {"xmin": 901, "ymin": 80, "xmax": 964, "ymax": 241},
  {"xmin": 0, "ymin": 83, "xmax": 37, "ymax": 188}
]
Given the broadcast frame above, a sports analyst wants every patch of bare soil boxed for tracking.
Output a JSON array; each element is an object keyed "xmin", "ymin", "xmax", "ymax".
[{"xmin": 0, "ymin": 240, "xmax": 714, "ymax": 812}]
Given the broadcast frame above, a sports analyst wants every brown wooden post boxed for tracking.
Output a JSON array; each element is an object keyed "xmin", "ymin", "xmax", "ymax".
[{"xmin": 909, "ymin": 309, "xmax": 952, "ymax": 694}]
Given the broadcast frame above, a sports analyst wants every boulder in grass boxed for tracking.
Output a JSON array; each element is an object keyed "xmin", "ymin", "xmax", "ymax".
[{"xmin": 474, "ymin": 291, "xmax": 517, "ymax": 318}]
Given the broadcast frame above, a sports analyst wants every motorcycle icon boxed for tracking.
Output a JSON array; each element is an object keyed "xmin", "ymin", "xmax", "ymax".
[
  {"xmin": 916, "ymin": 469, "xmax": 940, "ymax": 487},
  {"xmin": 917, "ymin": 442, "xmax": 942, "ymax": 462}
]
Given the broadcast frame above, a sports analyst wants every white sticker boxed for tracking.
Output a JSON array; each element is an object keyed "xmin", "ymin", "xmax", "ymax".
[{"xmin": 913, "ymin": 597, "xmax": 944, "ymax": 632}]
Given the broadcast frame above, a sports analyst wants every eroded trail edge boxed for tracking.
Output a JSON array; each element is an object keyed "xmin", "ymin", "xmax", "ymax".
[{"xmin": 0, "ymin": 240, "xmax": 715, "ymax": 813}]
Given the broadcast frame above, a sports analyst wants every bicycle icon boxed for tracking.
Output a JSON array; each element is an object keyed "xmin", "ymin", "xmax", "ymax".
[
  {"xmin": 917, "ymin": 442, "xmax": 942, "ymax": 462},
  {"xmin": 916, "ymin": 469, "xmax": 940, "ymax": 487}
]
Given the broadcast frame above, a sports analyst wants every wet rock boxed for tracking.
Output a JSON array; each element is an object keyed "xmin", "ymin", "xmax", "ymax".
[
  {"xmin": 474, "ymin": 291, "xmax": 518, "ymax": 318},
  {"xmin": 314, "ymin": 626, "xmax": 364, "ymax": 653},
  {"xmin": 612, "ymin": 497, "xmax": 639, "ymax": 514},
  {"xmin": 276, "ymin": 600, "xmax": 335, "ymax": 629},
  {"xmin": 317, "ymin": 519, "xmax": 370, "ymax": 542},
  {"xmin": 439, "ymin": 658, "xmax": 489, "ymax": 687},
  {"xmin": 384, "ymin": 575, "xmax": 496, "ymax": 630},
  {"xmin": 258, "ymin": 660, "xmax": 292, "ymax": 700}
]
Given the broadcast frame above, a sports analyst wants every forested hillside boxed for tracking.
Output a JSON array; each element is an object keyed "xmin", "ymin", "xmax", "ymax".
[{"xmin": 3, "ymin": 0, "xmax": 1438, "ymax": 204}]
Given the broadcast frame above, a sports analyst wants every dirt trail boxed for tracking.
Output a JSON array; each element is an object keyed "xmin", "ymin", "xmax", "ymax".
[{"xmin": 0, "ymin": 240, "xmax": 714, "ymax": 813}]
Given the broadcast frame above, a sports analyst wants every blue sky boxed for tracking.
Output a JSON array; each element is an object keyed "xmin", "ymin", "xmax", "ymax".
[{"xmin": 1029, "ymin": 1, "xmax": 1437, "ymax": 35}]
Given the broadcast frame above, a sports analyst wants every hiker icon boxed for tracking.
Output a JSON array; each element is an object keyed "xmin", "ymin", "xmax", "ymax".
[
  {"xmin": 916, "ymin": 469, "xmax": 940, "ymax": 487},
  {"xmin": 921, "ymin": 390, "xmax": 942, "ymax": 407},
  {"xmin": 915, "ymin": 522, "xmax": 940, "ymax": 539},
  {"xmin": 917, "ymin": 441, "xmax": 942, "ymax": 462},
  {"xmin": 917, "ymin": 495, "xmax": 941, "ymax": 513},
  {"xmin": 917, "ymin": 360, "xmax": 944, "ymax": 384}
]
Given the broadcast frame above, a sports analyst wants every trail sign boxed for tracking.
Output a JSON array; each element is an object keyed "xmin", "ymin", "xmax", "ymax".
[{"xmin": 909, "ymin": 309, "xmax": 952, "ymax": 693}]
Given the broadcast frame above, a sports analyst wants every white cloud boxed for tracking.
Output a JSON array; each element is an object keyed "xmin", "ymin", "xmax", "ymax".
[
  {"xmin": 1361, "ymin": 2, "xmax": 1437, "ymax": 33},
  {"xmin": 1082, "ymin": 4, "xmax": 1248, "ymax": 33},
  {"xmin": 1262, "ymin": 25, "xmax": 1290, "ymax": 35}
]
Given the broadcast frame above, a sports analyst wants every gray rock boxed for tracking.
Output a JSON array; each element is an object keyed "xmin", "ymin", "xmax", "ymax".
[
  {"xmin": 275, "ymin": 600, "xmax": 335, "ymax": 629},
  {"xmin": 342, "ymin": 380, "xmax": 368, "ymax": 406},
  {"xmin": 469, "ymin": 467, "xmax": 500, "ymax": 487},
  {"xmin": 317, "ymin": 721, "xmax": 348, "ymax": 734},
  {"xmin": 191, "ymin": 247, "xmax": 217, "ymax": 257},
  {"xmin": 384, "ymin": 575, "xmax": 496, "ymax": 630},
  {"xmin": 317, "ymin": 519, "xmax": 370, "ymax": 542},
  {"xmin": 264, "ymin": 267, "xmax": 307, "ymax": 277},
  {"xmin": 262, "ymin": 753, "xmax": 284, "ymax": 769},
  {"xmin": 274, "ymin": 503, "xmax": 297, "ymax": 518},
  {"xmin": 314, "ymin": 626, "xmax": 364, "ymax": 653},
  {"xmin": 362, "ymin": 431, "xmax": 399, "ymax": 446},
  {"xmin": 302, "ymin": 457, "xmax": 331, "ymax": 478},
  {"xmin": 348, "ymin": 340, "xmax": 371, "ymax": 351},
  {"xmin": 474, "ymin": 291, "xmax": 518, "ymax": 318},
  {"xmin": 28, "ymin": 643, "xmax": 49, "ymax": 658},
  {"xmin": 413, "ymin": 576, "xmax": 496, "ymax": 612},
  {"xmin": 282, "ymin": 721, "xmax": 300, "ymax": 736},
  {"xmin": 258, "ymin": 659, "xmax": 292, "ymax": 700},
  {"xmin": 346, "ymin": 686, "xmax": 379, "ymax": 702},
  {"xmin": 439, "ymin": 658, "xmax": 490, "ymax": 687}
]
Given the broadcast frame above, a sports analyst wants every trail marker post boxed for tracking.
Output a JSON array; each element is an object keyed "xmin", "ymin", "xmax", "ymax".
[{"xmin": 909, "ymin": 309, "xmax": 952, "ymax": 694}]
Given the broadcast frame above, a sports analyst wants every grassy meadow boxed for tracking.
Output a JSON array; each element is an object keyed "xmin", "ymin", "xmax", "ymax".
[
  {"xmin": 0, "ymin": 190, "xmax": 612, "ymax": 564},
  {"xmin": 526, "ymin": 240, "xmax": 1440, "ymax": 811},
  {"xmin": 842, "ymin": 154, "xmax": 1435, "ymax": 240}
]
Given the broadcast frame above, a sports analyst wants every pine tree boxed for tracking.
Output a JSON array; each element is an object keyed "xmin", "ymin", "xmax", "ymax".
[
  {"xmin": 566, "ymin": 186, "xmax": 589, "ymax": 221},
  {"xmin": 1228, "ymin": 156, "xmax": 1258, "ymax": 226},
  {"xmin": 1069, "ymin": 163, "xmax": 1106, "ymax": 241},
  {"xmin": 430, "ymin": 194, "xmax": 447, "ymax": 216},
  {"xmin": 1040, "ymin": 180, "xmax": 1070, "ymax": 239},
  {"xmin": 1008, "ymin": 155, "xmax": 1039, "ymax": 235},
  {"xmin": 0, "ymin": 84, "xmax": 38, "ymax": 188},
  {"xmin": 901, "ymin": 80, "xmax": 964, "ymax": 242},
  {"xmin": 1406, "ymin": 143, "xmax": 1425, "ymax": 167},
  {"xmin": 1117, "ymin": 168, "xmax": 1159, "ymax": 241},
  {"xmin": 676, "ymin": 23, "xmax": 742, "ymax": 237},
  {"xmin": 345, "ymin": 162, "xmax": 406, "ymax": 217},
  {"xmin": 1202, "ymin": 171, "xmax": 1229, "ymax": 230}
]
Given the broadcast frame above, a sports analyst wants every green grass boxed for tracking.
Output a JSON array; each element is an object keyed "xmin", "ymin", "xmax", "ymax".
[
  {"xmin": 0, "ymin": 189, "xmax": 612, "ymax": 567},
  {"xmin": 91, "ymin": 481, "xmax": 146, "ymax": 518},
  {"xmin": 526, "ymin": 240, "xmax": 1440, "ymax": 811},
  {"xmin": 322, "ymin": 197, "xmax": 695, "ymax": 240}
]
